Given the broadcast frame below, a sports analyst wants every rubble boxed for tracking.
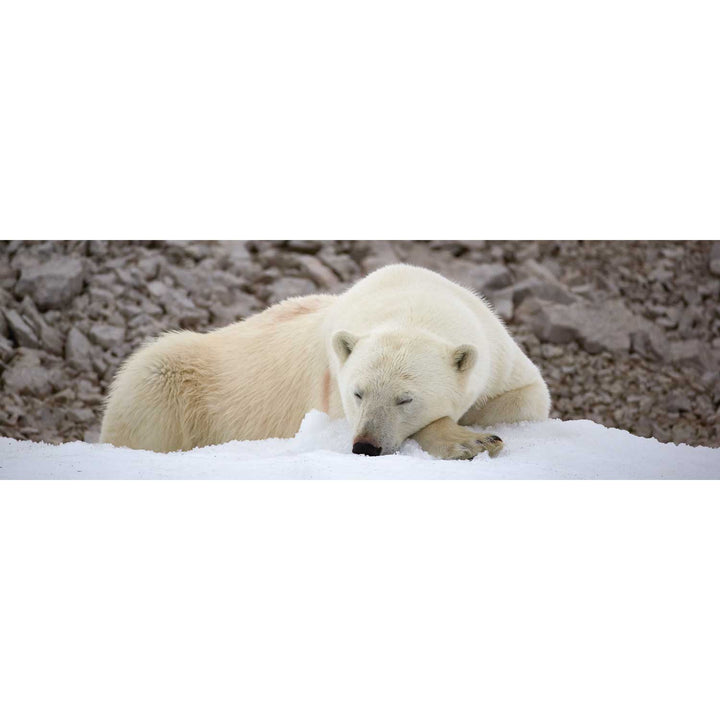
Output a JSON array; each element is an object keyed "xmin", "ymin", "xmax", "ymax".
[
  {"xmin": 15, "ymin": 256, "xmax": 85, "ymax": 310},
  {"xmin": 3, "ymin": 349, "xmax": 53, "ymax": 396},
  {"xmin": 65, "ymin": 328, "xmax": 94, "ymax": 372},
  {"xmin": 0, "ymin": 239, "xmax": 718, "ymax": 448},
  {"xmin": 4, "ymin": 309, "xmax": 40, "ymax": 349},
  {"xmin": 89, "ymin": 324, "xmax": 126, "ymax": 350},
  {"xmin": 710, "ymin": 242, "xmax": 720, "ymax": 276}
]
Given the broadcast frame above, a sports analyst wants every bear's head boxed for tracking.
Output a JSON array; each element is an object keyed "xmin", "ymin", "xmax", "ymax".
[{"xmin": 332, "ymin": 328, "xmax": 478, "ymax": 456}]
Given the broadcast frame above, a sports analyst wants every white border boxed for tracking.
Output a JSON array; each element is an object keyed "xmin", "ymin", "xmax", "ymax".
[
  {"xmin": 1, "ymin": 480, "xmax": 720, "ymax": 719},
  {"xmin": 1, "ymin": 1, "xmax": 718, "ymax": 239}
]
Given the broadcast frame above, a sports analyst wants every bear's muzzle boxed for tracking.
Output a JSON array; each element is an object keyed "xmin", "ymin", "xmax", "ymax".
[{"xmin": 352, "ymin": 440, "xmax": 382, "ymax": 456}]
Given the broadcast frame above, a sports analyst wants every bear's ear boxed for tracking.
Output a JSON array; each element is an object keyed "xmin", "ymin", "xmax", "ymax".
[
  {"xmin": 332, "ymin": 330, "xmax": 359, "ymax": 364},
  {"xmin": 452, "ymin": 344, "xmax": 477, "ymax": 373}
]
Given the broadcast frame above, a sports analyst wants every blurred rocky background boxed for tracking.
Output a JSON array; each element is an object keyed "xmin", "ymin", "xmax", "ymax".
[{"xmin": 1, "ymin": 240, "xmax": 719, "ymax": 448}]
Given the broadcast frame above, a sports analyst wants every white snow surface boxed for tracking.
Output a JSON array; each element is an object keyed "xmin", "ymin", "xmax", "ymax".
[{"xmin": 1, "ymin": 411, "xmax": 718, "ymax": 479}]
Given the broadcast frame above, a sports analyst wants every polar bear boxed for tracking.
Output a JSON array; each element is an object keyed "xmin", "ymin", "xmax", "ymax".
[{"xmin": 100, "ymin": 264, "xmax": 550, "ymax": 459}]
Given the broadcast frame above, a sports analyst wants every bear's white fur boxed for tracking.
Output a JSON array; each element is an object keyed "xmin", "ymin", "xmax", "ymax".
[{"xmin": 100, "ymin": 264, "xmax": 550, "ymax": 459}]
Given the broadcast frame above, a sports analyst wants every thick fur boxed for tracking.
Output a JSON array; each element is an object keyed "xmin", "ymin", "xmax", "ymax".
[{"xmin": 100, "ymin": 264, "xmax": 551, "ymax": 457}]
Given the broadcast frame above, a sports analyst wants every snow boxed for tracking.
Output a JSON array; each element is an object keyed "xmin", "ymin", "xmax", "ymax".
[{"xmin": 1, "ymin": 411, "xmax": 718, "ymax": 479}]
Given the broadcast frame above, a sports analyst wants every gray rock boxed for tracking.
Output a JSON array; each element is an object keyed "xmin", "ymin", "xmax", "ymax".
[
  {"xmin": 318, "ymin": 247, "xmax": 360, "ymax": 282},
  {"xmin": 138, "ymin": 256, "xmax": 161, "ymax": 280},
  {"xmin": 649, "ymin": 268, "xmax": 674, "ymax": 283},
  {"xmin": 595, "ymin": 274, "xmax": 620, "ymax": 295},
  {"xmin": 511, "ymin": 278, "xmax": 578, "ymax": 306},
  {"xmin": 83, "ymin": 428, "xmax": 101, "ymax": 443},
  {"xmin": 267, "ymin": 277, "xmax": 318, "ymax": 305},
  {"xmin": 148, "ymin": 280, "xmax": 169, "ymax": 299},
  {"xmin": 19, "ymin": 296, "xmax": 64, "ymax": 355},
  {"xmin": 140, "ymin": 297, "xmax": 164, "ymax": 317},
  {"xmin": 92, "ymin": 272, "xmax": 116, "ymax": 288},
  {"xmin": 210, "ymin": 306, "xmax": 242, "ymax": 327},
  {"xmin": 127, "ymin": 313, "xmax": 160, "ymax": 333},
  {"xmin": 221, "ymin": 241, "xmax": 253, "ymax": 267},
  {"xmin": 389, "ymin": 243, "xmax": 443, "ymax": 272},
  {"xmin": 661, "ymin": 246, "xmax": 685, "ymax": 260},
  {"xmin": 17, "ymin": 296, "xmax": 41, "ymax": 332},
  {"xmin": 4, "ymin": 309, "xmax": 39, "ymax": 348},
  {"xmin": 158, "ymin": 289, "xmax": 209, "ymax": 328},
  {"xmin": 516, "ymin": 259, "xmax": 559, "ymax": 284},
  {"xmin": 115, "ymin": 301, "xmax": 142, "ymax": 320},
  {"xmin": 629, "ymin": 326, "xmax": 669, "ymax": 362},
  {"xmin": 10, "ymin": 245, "xmax": 47, "ymax": 271},
  {"xmin": 88, "ymin": 241, "xmax": 108, "ymax": 256},
  {"xmin": 361, "ymin": 242, "xmax": 399, "ymax": 273},
  {"xmin": 656, "ymin": 306, "xmax": 680, "ymax": 329},
  {"xmin": 530, "ymin": 303, "xmax": 584, "ymax": 345},
  {"xmin": 205, "ymin": 284, "xmax": 232, "ymax": 307},
  {"xmin": 114, "ymin": 267, "xmax": 143, "ymax": 288},
  {"xmin": 38, "ymin": 323, "xmax": 64, "ymax": 356},
  {"xmin": 445, "ymin": 241, "xmax": 476, "ymax": 256},
  {"xmin": 568, "ymin": 283, "xmax": 595, "ymax": 298},
  {"xmin": 709, "ymin": 242, "xmax": 720, "ymax": 277},
  {"xmin": 0, "ymin": 261, "xmax": 18, "ymax": 290},
  {"xmin": 167, "ymin": 266, "xmax": 199, "ymax": 292},
  {"xmin": 209, "ymin": 269, "xmax": 244, "ymax": 291},
  {"xmin": 285, "ymin": 240, "xmax": 322, "ymax": 254},
  {"xmin": 700, "ymin": 371, "xmax": 719, "ymax": 390},
  {"xmin": 677, "ymin": 307, "xmax": 701, "ymax": 339},
  {"xmin": 666, "ymin": 391, "xmax": 692, "ymax": 413},
  {"xmin": 89, "ymin": 323, "xmax": 126, "ymax": 350},
  {"xmin": 465, "ymin": 263, "xmax": 513, "ymax": 293},
  {"xmin": 634, "ymin": 417, "xmax": 653, "ymax": 438},
  {"xmin": 296, "ymin": 254, "xmax": 341, "ymax": 289},
  {"xmin": 0, "ymin": 334, "xmax": 14, "ymax": 362},
  {"xmin": 209, "ymin": 292, "xmax": 259, "ymax": 326},
  {"xmin": 88, "ymin": 287, "xmax": 116, "ymax": 305},
  {"xmin": 513, "ymin": 299, "xmax": 544, "ymax": 327},
  {"xmin": 2, "ymin": 349, "xmax": 52, "ymax": 396},
  {"xmin": 176, "ymin": 305, "xmax": 209, "ymax": 329},
  {"xmin": 183, "ymin": 241, "xmax": 214, "ymax": 261},
  {"xmin": 485, "ymin": 286, "xmax": 514, "ymax": 321},
  {"xmin": 67, "ymin": 406, "xmax": 96, "ymax": 423},
  {"xmin": 530, "ymin": 299, "xmax": 644, "ymax": 354},
  {"xmin": 670, "ymin": 339, "xmax": 712, "ymax": 369},
  {"xmin": 91, "ymin": 353, "xmax": 109, "ymax": 376},
  {"xmin": 65, "ymin": 328, "xmax": 94, "ymax": 371},
  {"xmin": 15, "ymin": 257, "xmax": 85, "ymax": 310},
  {"xmin": 644, "ymin": 304, "xmax": 668, "ymax": 319},
  {"xmin": 541, "ymin": 344, "xmax": 565, "ymax": 359},
  {"xmin": 53, "ymin": 387, "xmax": 75, "ymax": 402},
  {"xmin": 102, "ymin": 363, "xmax": 118, "ymax": 383},
  {"xmin": 698, "ymin": 279, "xmax": 720, "ymax": 298},
  {"xmin": 671, "ymin": 424, "xmax": 694, "ymax": 446}
]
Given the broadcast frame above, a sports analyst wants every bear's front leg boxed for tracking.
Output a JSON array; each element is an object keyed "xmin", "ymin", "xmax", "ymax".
[{"xmin": 410, "ymin": 417, "xmax": 503, "ymax": 460}]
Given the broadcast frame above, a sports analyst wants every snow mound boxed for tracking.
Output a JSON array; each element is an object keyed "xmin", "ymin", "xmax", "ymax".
[{"xmin": 1, "ymin": 411, "xmax": 718, "ymax": 479}]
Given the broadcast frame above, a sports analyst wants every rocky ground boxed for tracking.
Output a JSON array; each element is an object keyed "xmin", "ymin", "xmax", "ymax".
[{"xmin": 1, "ymin": 240, "xmax": 719, "ymax": 449}]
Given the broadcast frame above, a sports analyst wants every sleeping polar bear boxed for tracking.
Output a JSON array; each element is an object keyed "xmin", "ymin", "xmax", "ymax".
[{"xmin": 100, "ymin": 264, "xmax": 550, "ymax": 459}]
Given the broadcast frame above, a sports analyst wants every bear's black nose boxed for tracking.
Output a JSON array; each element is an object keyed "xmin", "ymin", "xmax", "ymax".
[{"xmin": 353, "ymin": 441, "xmax": 382, "ymax": 456}]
